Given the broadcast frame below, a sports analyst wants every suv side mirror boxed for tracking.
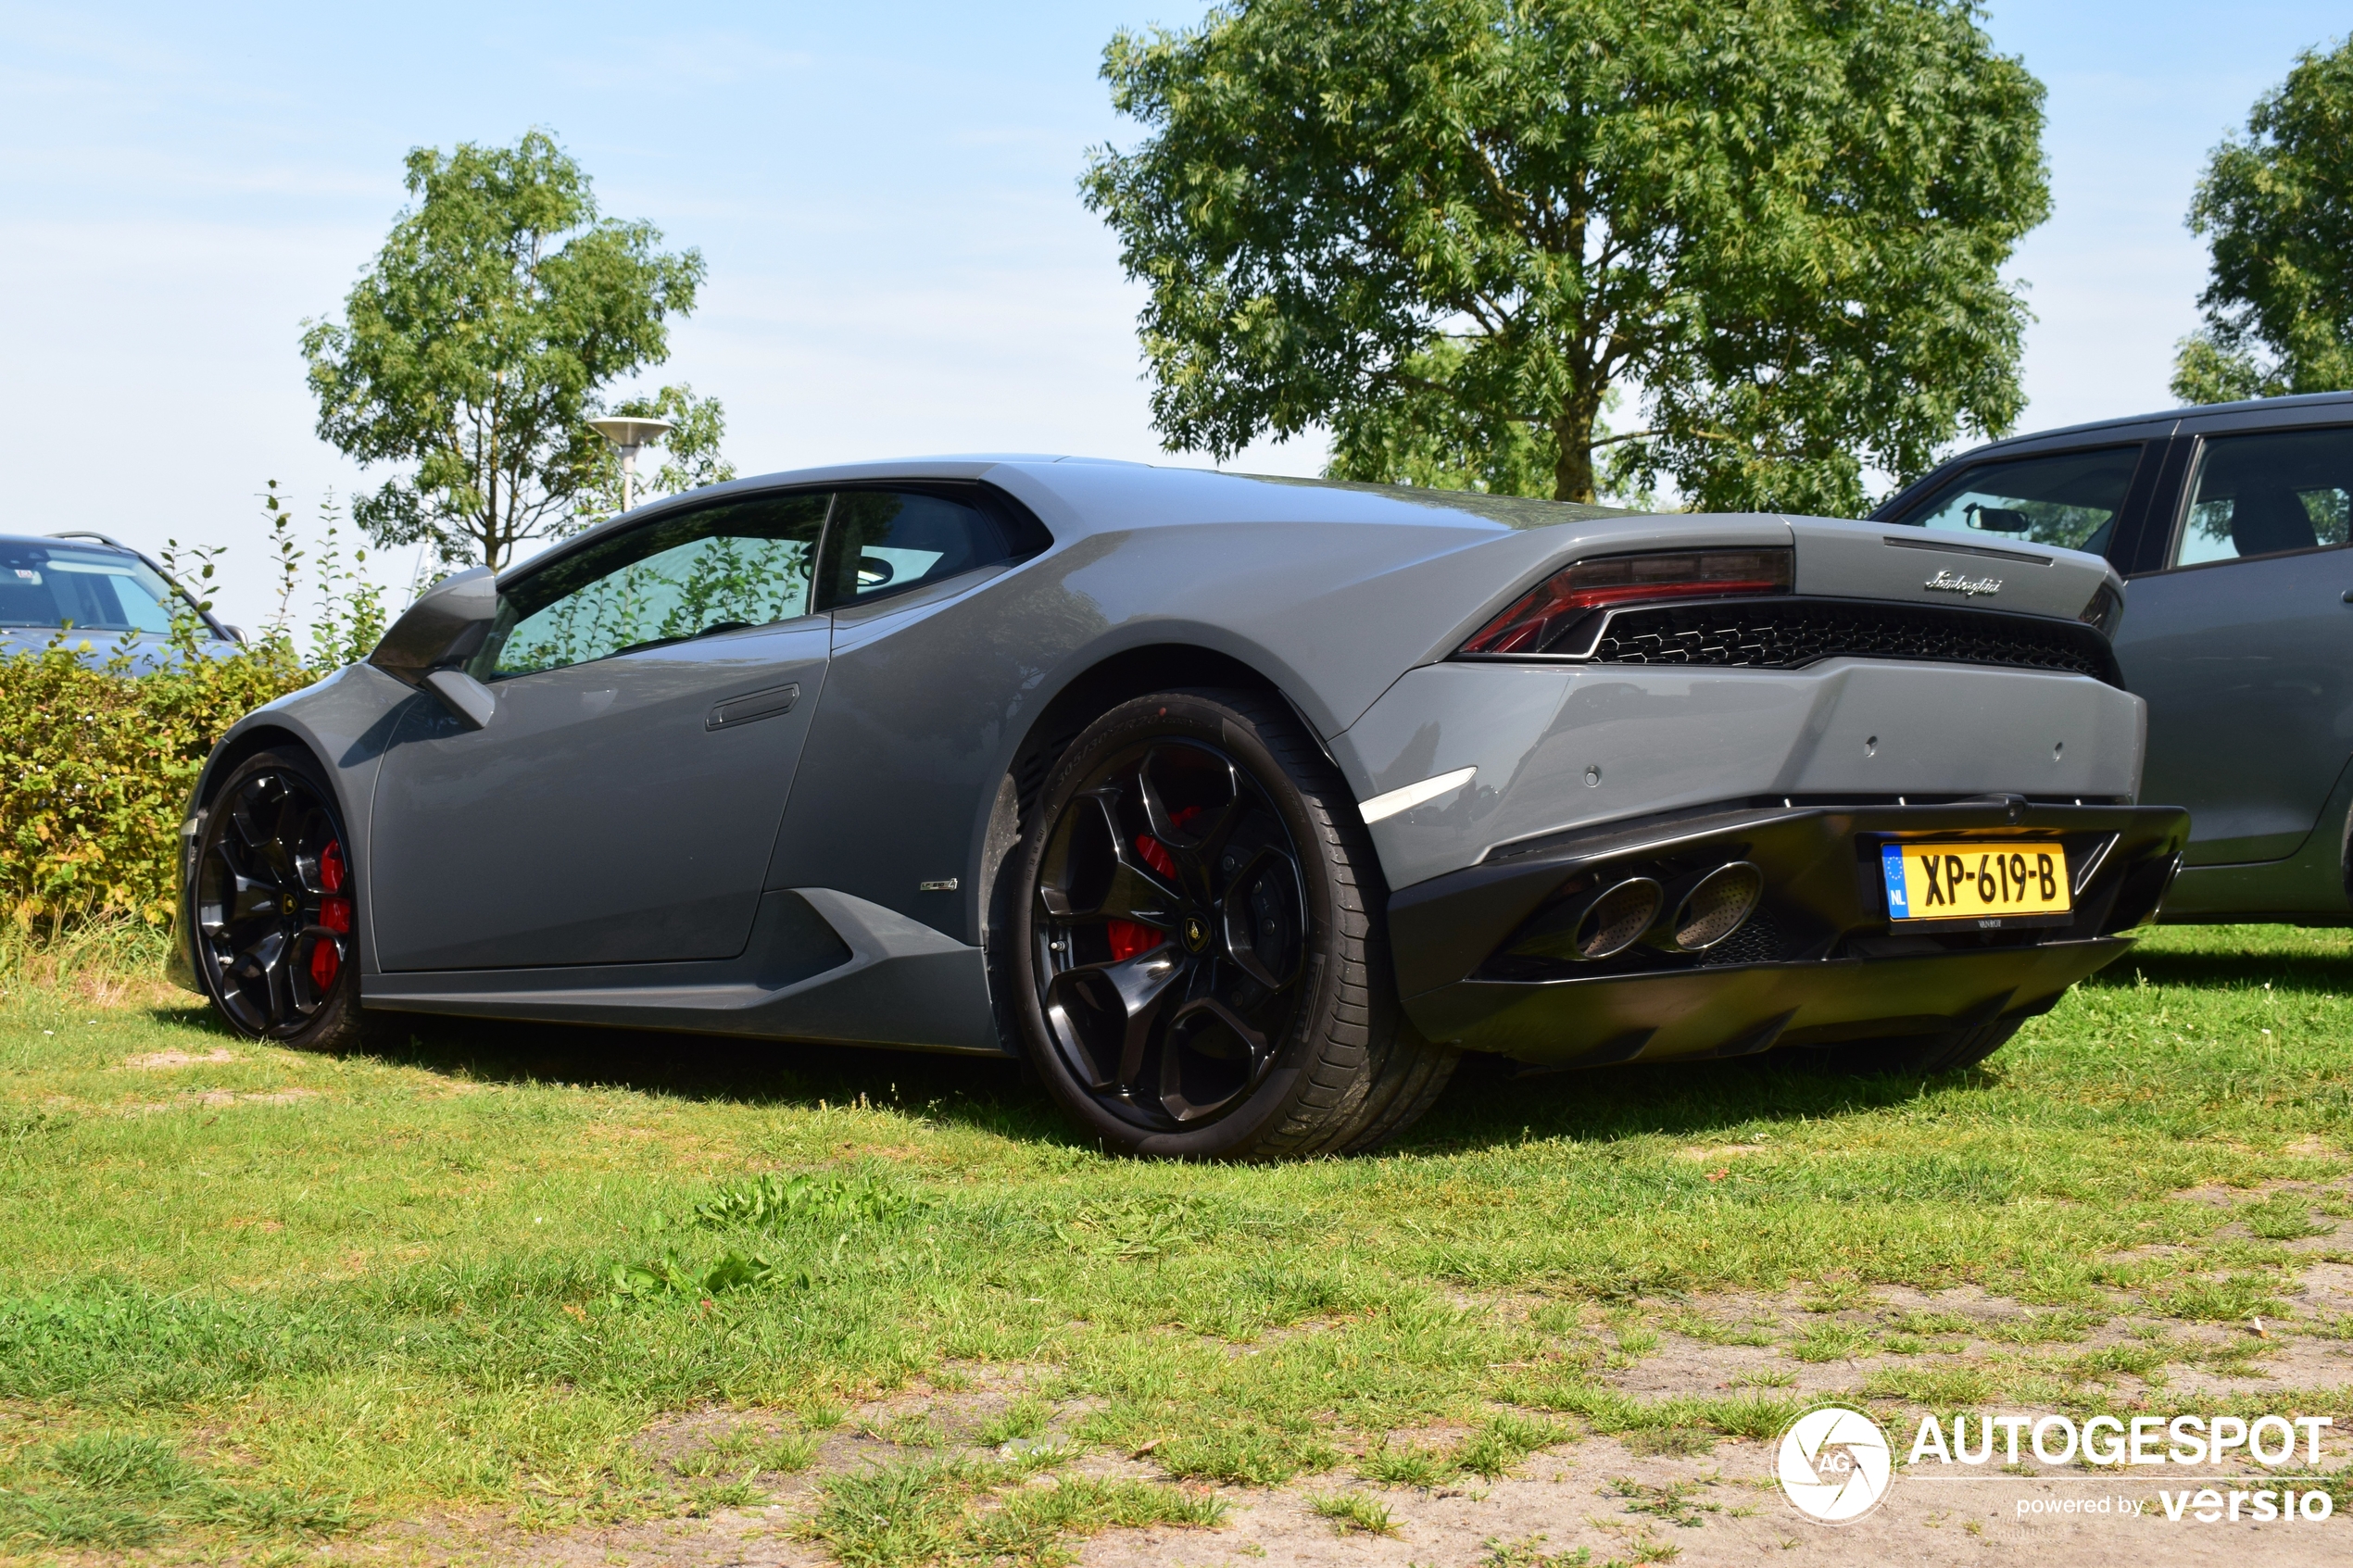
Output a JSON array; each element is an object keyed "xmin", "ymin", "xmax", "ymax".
[{"xmin": 369, "ymin": 567, "xmax": 500, "ymax": 730}]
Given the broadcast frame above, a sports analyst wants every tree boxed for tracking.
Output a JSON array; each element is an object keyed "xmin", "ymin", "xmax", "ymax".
[
  {"xmin": 301, "ymin": 130, "xmax": 706, "ymax": 569},
  {"xmin": 1082, "ymin": 0, "xmax": 2050, "ymax": 512},
  {"xmin": 568, "ymin": 383, "xmax": 738, "ymax": 534},
  {"xmin": 2171, "ymin": 36, "xmax": 2353, "ymax": 406}
]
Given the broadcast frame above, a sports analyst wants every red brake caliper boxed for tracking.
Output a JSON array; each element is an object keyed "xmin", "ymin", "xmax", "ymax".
[
  {"xmin": 311, "ymin": 839, "xmax": 351, "ymax": 988},
  {"xmin": 1106, "ymin": 807, "xmax": 1201, "ymax": 961}
]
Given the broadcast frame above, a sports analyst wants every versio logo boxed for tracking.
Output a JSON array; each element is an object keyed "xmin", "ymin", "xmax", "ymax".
[{"xmin": 1778, "ymin": 1405, "xmax": 1894, "ymax": 1524}]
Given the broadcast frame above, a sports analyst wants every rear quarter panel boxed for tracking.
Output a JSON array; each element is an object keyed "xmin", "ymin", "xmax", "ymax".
[
  {"xmin": 768, "ymin": 468, "xmax": 1790, "ymax": 944},
  {"xmin": 1336, "ymin": 660, "xmax": 2146, "ymax": 890}
]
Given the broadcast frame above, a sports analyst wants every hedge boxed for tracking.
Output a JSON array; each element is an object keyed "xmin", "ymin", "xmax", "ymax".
[{"xmin": 2, "ymin": 645, "xmax": 317, "ymax": 927}]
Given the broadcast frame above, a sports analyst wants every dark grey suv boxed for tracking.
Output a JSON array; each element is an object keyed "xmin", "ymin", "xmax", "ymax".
[{"xmin": 1875, "ymin": 392, "xmax": 2353, "ymax": 923}]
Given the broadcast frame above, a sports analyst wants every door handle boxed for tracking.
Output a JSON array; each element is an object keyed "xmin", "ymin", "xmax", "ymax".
[{"xmin": 707, "ymin": 683, "xmax": 799, "ymax": 731}]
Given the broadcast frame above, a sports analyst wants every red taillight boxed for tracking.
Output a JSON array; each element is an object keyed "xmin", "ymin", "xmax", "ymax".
[
  {"xmin": 2079, "ymin": 582, "xmax": 2121, "ymax": 636},
  {"xmin": 1458, "ymin": 548, "xmax": 1793, "ymax": 656}
]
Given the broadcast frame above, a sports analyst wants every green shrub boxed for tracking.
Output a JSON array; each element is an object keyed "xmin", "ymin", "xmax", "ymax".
[
  {"xmin": 2, "ymin": 484, "xmax": 390, "ymax": 933},
  {"xmin": 2, "ymin": 644, "xmax": 317, "ymax": 927}
]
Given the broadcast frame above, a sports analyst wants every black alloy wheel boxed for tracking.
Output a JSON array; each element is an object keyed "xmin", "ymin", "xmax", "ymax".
[
  {"xmin": 193, "ymin": 751, "xmax": 362, "ymax": 1046},
  {"xmin": 1031, "ymin": 734, "xmax": 1308, "ymax": 1128},
  {"xmin": 1007, "ymin": 689, "xmax": 1458, "ymax": 1160}
]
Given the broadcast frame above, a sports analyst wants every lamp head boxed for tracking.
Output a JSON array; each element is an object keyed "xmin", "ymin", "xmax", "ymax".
[{"xmin": 587, "ymin": 415, "xmax": 674, "ymax": 452}]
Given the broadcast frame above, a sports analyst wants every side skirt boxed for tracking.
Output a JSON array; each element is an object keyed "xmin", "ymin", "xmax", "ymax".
[{"xmin": 361, "ymin": 887, "xmax": 1008, "ymax": 1056}]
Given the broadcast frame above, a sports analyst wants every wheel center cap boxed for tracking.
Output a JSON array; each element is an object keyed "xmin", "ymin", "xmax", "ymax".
[{"xmin": 1182, "ymin": 915, "xmax": 1209, "ymax": 953}]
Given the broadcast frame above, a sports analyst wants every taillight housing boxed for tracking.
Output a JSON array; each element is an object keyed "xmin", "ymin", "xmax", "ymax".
[
  {"xmin": 2078, "ymin": 582, "xmax": 2122, "ymax": 637},
  {"xmin": 1457, "ymin": 548, "xmax": 1793, "ymax": 656}
]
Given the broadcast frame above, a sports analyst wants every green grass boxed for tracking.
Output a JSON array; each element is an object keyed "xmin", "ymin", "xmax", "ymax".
[
  {"xmin": 809, "ymin": 1459, "xmax": 1221, "ymax": 1568},
  {"xmin": 1604, "ymin": 1474, "xmax": 1725, "ymax": 1528},
  {"xmin": 1358, "ymin": 1440, "xmax": 1451, "ymax": 1487},
  {"xmin": 3, "ymin": 922, "xmax": 2352, "ymax": 1556},
  {"xmin": 0, "ymin": 1429, "xmax": 355, "ymax": 1549},
  {"xmin": 1308, "ymin": 1489, "xmax": 1401, "ymax": 1535},
  {"xmin": 1484, "ymin": 1537, "xmax": 1593, "ymax": 1568}
]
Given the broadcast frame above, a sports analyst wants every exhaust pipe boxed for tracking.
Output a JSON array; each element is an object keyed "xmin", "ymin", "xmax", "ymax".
[
  {"xmin": 1651, "ymin": 861, "xmax": 1765, "ymax": 952},
  {"xmin": 1511, "ymin": 876, "xmax": 1664, "ymax": 962}
]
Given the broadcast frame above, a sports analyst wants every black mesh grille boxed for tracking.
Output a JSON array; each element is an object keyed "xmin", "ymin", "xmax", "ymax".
[
  {"xmin": 1694, "ymin": 905, "xmax": 1799, "ymax": 968},
  {"xmin": 1586, "ymin": 598, "xmax": 2120, "ymax": 685}
]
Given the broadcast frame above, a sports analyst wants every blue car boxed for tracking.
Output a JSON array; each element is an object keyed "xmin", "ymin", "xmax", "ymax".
[{"xmin": 0, "ymin": 531, "xmax": 242, "ymax": 671}]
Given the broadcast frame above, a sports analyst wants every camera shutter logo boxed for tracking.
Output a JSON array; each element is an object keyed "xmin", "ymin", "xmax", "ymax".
[{"xmin": 1777, "ymin": 1406, "xmax": 1893, "ymax": 1524}]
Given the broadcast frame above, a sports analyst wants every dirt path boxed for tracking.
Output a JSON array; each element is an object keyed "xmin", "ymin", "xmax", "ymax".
[{"xmin": 439, "ymin": 1434, "xmax": 2344, "ymax": 1568}]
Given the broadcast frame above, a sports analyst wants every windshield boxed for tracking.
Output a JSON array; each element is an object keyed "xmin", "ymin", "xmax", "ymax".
[
  {"xmin": 1884, "ymin": 445, "xmax": 2140, "ymax": 555},
  {"xmin": 0, "ymin": 544, "xmax": 208, "ymax": 635}
]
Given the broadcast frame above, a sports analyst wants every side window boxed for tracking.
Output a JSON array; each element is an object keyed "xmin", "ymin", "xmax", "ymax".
[
  {"xmin": 1885, "ymin": 445, "xmax": 2140, "ymax": 555},
  {"xmin": 2171, "ymin": 427, "xmax": 2353, "ymax": 568},
  {"xmin": 482, "ymin": 493, "xmax": 829, "ymax": 679},
  {"xmin": 0, "ymin": 547, "xmax": 183, "ymax": 634},
  {"xmin": 817, "ymin": 490, "xmax": 1026, "ymax": 608}
]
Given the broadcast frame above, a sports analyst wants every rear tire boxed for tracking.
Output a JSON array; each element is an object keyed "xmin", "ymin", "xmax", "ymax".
[
  {"xmin": 190, "ymin": 748, "xmax": 367, "ymax": 1052},
  {"xmin": 1006, "ymin": 688, "xmax": 1454, "ymax": 1160}
]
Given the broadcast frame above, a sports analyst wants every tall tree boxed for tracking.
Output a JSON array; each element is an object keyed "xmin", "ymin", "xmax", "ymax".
[
  {"xmin": 301, "ymin": 130, "xmax": 707, "ymax": 569},
  {"xmin": 1082, "ymin": 0, "xmax": 2050, "ymax": 512},
  {"xmin": 2171, "ymin": 36, "xmax": 2353, "ymax": 406}
]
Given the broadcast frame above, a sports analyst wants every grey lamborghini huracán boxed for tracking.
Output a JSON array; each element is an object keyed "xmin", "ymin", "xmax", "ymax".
[{"xmin": 170, "ymin": 459, "xmax": 2188, "ymax": 1159}]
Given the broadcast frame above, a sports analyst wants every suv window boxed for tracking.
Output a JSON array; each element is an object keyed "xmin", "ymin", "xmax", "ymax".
[
  {"xmin": 0, "ymin": 544, "xmax": 185, "ymax": 634},
  {"xmin": 1884, "ymin": 445, "xmax": 2139, "ymax": 555},
  {"xmin": 2172, "ymin": 426, "xmax": 2353, "ymax": 567},
  {"xmin": 817, "ymin": 489, "xmax": 1030, "ymax": 609},
  {"xmin": 483, "ymin": 493, "xmax": 829, "ymax": 679}
]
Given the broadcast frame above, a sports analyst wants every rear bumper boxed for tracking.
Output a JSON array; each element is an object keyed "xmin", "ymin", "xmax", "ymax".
[{"xmin": 1387, "ymin": 797, "xmax": 2188, "ymax": 1065}]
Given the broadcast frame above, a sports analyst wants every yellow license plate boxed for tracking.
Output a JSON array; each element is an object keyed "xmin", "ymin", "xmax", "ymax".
[{"xmin": 1882, "ymin": 841, "xmax": 2071, "ymax": 924}]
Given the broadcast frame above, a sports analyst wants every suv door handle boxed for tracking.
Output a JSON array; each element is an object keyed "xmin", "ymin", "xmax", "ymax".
[{"xmin": 707, "ymin": 683, "xmax": 799, "ymax": 731}]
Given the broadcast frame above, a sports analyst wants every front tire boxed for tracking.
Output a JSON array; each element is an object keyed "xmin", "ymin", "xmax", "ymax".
[
  {"xmin": 190, "ymin": 748, "xmax": 366, "ymax": 1050},
  {"xmin": 1007, "ymin": 689, "xmax": 1454, "ymax": 1160}
]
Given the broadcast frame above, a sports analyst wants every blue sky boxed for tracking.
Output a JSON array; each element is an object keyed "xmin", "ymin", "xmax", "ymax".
[{"xmin": 0, "ymin": 1, "xmax": 2344, "ymax": 630}]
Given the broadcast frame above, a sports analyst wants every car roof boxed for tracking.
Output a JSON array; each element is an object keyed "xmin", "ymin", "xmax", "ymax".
[
  {"xmin": 559, "ymin": 456, "xmax": 1642, "ymax": 555},
  {"xmin": 0, "ymin": 532, "xmax": 144, "ymax": 554},
  {"xmin": 1957, "ymin": 389, "xmax": 2353, "ymax": 461}
]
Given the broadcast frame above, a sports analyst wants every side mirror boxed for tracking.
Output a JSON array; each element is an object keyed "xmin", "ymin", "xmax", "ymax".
[{"xmin": 369, "ymin": 567, "xmax": 500, "ymax": 730}]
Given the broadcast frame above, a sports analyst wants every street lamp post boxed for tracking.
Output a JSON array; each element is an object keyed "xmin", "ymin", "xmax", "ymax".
[{"xmin": 586, "ymin": 415, "xmax": 675, "ymax": 515}]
